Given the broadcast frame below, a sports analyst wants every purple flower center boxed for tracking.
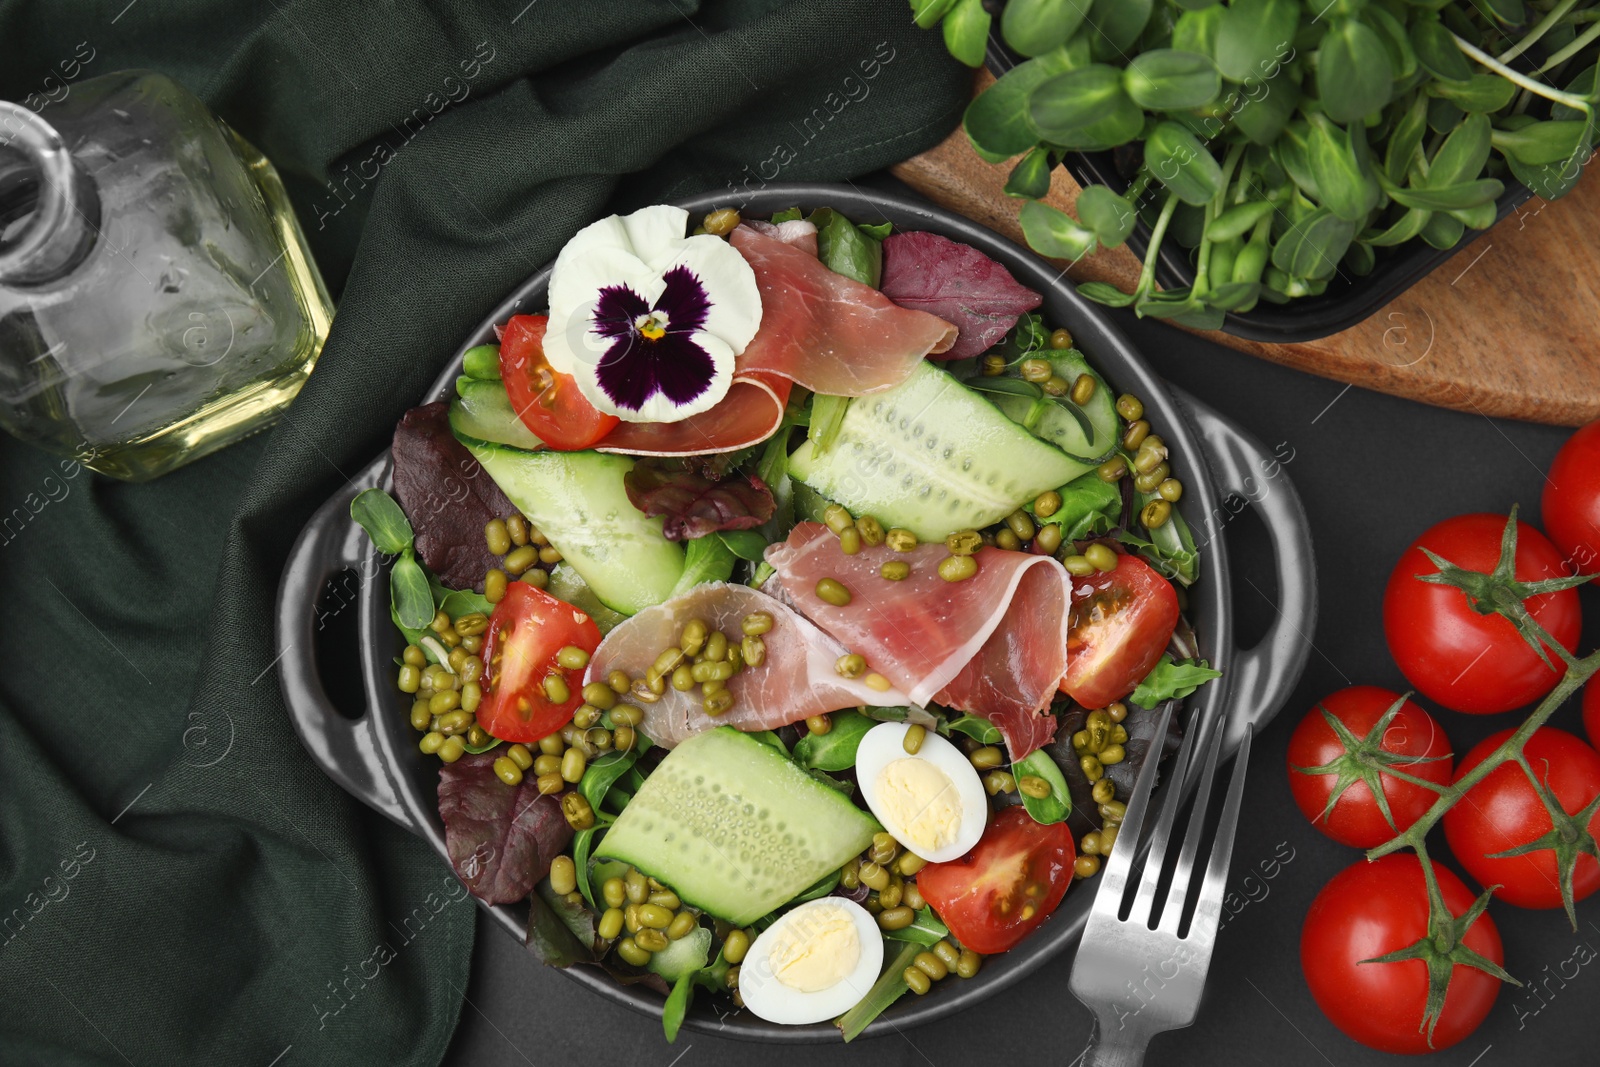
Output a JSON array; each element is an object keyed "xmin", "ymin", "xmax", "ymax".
[{"xmin": 591, "ymin": 265, "xmax": 716, "ymax": 413}]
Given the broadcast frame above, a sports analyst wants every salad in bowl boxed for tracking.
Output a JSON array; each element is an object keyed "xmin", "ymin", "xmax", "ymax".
[{"xmin": 350, "ymin": 198, "xmax": 1222, "ymax": 1041}]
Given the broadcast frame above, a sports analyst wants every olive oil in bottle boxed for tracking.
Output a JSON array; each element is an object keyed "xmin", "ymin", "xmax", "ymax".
[{"xmin": 0, "ymin": 70, "xmax": 333, "ymax": 480}]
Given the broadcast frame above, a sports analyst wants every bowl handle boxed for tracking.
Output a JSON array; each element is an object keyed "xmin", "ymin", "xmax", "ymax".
[
  {"xmin": 274, "ymin": 456, "xmax": 418, "ymax": 831},
  {"xmin": 1177, "ymin": 390, "xmax": 1318, "ymax": 752}
]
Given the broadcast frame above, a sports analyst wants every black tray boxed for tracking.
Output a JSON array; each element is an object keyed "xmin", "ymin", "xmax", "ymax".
[
  {"xmin": 274, "ymin": 183, "xmax": 1317, "ymax": 1042},
  {"xmin": 985, "ymin": 38, "xmax": 1536, "ymax": 344}
]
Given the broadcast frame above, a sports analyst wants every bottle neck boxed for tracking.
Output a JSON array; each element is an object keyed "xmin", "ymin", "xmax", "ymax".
[{"xmin": 0, "ymin": 102, "xmax": 99, "ymax": 287}]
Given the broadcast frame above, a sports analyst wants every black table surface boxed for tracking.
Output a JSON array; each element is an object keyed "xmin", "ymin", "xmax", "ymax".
[{"xmin": 440, "ymin": 235, "xmax": 1600, "ymax": 1067}]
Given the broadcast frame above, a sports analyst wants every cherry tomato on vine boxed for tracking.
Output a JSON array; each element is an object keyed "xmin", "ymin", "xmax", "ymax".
[
  {"xmin": 1443, "ymin": 727, "xmax": 1600, "ymax": 912},
  {"xmin": 1301, "ymin": 854, "xmax": 1504, "ymax": 1054},
  {"xmin": 1287, "ymin": 686, "xmax": 1453, "ymax": 848},
  {"xmin": 1541, "ymin": 420, "xmax": 1600, "ymax": 582},
  {"xmin": 499, "ymin": 314, "xmax": 620, "ymax": 451},
  {"xmin": 1383, "ymin": 513, "xmax": 1581, "ymax": 714}
]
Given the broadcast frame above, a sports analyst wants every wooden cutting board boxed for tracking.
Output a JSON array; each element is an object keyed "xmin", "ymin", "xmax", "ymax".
[{"xmin": 892, "ymin": 74, "xmax": 1600, "ymax": 427}]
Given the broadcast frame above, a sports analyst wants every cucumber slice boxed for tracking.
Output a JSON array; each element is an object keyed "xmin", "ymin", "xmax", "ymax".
[
  {"xmin": 990, "ymin": 351, "xmax": 1118, "ymax": 463},
  {"xmin": 462, "ymin": 441, "xmax": 684, "ymax": 615},
  {"xmin": 545, "ymin": 564, "xmax": 629, "ymax": 634},
  {"xmin": 787, "ymin": 361, "xmax": 1088, "ymax": 542},
  {"xmin": 647, "ymin": 926, "xmax": 711, "ymax": 982},
  {"xmin": 597, "ymin": 727, "xmax": 880, "ymax": 925},
  {"xmin": 450, "ymin": 380, "xmax": 544, "ymax": 452}
]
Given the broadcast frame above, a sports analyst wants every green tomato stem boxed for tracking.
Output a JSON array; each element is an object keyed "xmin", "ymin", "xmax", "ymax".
[
  {"xmin": 1452, "ymin": 32, "xmax": 1594, "ymax": 114},
  {"xmin": 1366, "ymin": 646, "xmax": 1600, "ymax": 862},
  {"xmin": 1499, "ymin": 0, "xmax": 1582, "ymax": 64}
]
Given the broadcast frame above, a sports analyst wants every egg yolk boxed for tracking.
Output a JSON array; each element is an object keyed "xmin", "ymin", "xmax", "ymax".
[
  {"xmin": 876, "ymin": 757, "xmax": 963, "ymax": 853},
  {"xmin": 765, "ymin": 903, "xmax": 861, "ymax": 993}
]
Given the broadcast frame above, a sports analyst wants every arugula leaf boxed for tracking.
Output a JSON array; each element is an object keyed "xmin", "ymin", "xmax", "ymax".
[
  {"xmin": 750, "ymin": 729, "xmax": 789, "ymax": 755},
  {"xmin": 943, "ymin": 713, "xmax": 1002, "ymax": 745},
  {"xmin": 793, "ymin": 708, "xmax": 877, "ymax": 770},
  {"xmin": 792, "ymin": 868, "xmax": 843, "ymax": 903},
  {"xmin": 668, "ymin": 535, "xmax": 737, "ymax": 597},
  {"xmin": 885, "ymin": 907, "xmax": 951, "ymax": 947},
  {"xmin": 1013, "ymin": 748, "xmax": 1071, "ymax": 824},
  {"xmin": 1129, "ymin": 654, "xmax": 1222, "ymax": 709},
  {"xmin": 718, "ymin": 529, "xmax": 769, "ymax": 561},
  {"xmin": 770, "ymin": 206, "xmax": 803, "ymax": 223},
  {"xmin": 811, "ymin": 207, "xmax": 884, "ymax": 287},
  {"xmin": 837, "ymin": 939, "xmax": 921, "ymax": 1040},
  {"xmin": 526, "ymin": 880, "xmax": 598, "ymax": 968},
  {"xmin": 662, "ymin": 970, "xmax": 696, "ymax": 1043},
  {"xmin": 1033, "ymin": 470, "xmax": 1120, "ymax": 541},
  {"xmin": 1118, "ymin": 500, "xmax": 1200, "ymax": 586},
  {"xmin": 572, "ymin": 828, "xmax": 599, "ymax": 908},
  {"xmin": 808, "ymin": 393, "xmax": 852, "ymax": 456},
  {"xmin": 858, "ymin": 221, "xmax": 893, "ymax": 240}
]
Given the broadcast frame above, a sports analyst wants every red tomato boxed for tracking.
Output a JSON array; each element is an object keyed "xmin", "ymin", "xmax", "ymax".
[
  {"xmin": 1059, "ymin": 554, "xmax": 1179, "ymax": 709},
  {"xmin": 916, "ymin": 807, "xmax": 1075, "ymax": 954},
  {"xmin": 1585, "ymin": 681, "xmax": 1600, "ymax": 753},
  {"xmin": 1541, "ymin": 420, "xmax": 1600, "ymax": 582},
  {"xmin": 1301, "ymin": 854, "xmax": 1503, "ymax": 1054},
  {"xmin": 1382, "ymin": 513, "xmax": 1581, "ymax": 713},
  {"xmin": 1286, "ymin": 686, "xmax": 1454, "ymax": 848},
  {"xmin": 1443, "ymin": 727, "xmax": 1600, "ymax": 910},
  {"xmin": 476, "ymin": 581, "xmax": 602, "ymax": 743},
  {"xmin": 499, "ymin": 314, "xmax": 619, "ymax": 451}
]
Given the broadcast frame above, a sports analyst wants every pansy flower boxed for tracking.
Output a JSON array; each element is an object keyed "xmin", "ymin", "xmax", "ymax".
[{"xmin": 543, "ymin": 205, "xmax": 762, "ymax": 424}]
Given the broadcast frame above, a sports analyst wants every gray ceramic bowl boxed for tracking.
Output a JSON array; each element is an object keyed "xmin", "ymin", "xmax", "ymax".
[{"xmin": 275, "ymin": 183, "xmax": 1316, "ymax": 1042}]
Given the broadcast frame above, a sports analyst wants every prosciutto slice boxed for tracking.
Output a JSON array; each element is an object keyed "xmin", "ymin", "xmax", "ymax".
[
  {"xmin": 598, "ymin": 370, "xmax": 790, "ymax": 457},
  {"xmin": 765, "ymin": 523, "xmax": 1072, "ymax": 759},
  {"xmin": 584, "ymin": 582, "xmax": 909, "ymax": 749},
  {"xmin": 730, "ymin": 223, "xmax": 957, "ymax": 395},
  {"xmin": 742, "ymin": 218, "xmax": 819, "ymax": 256},
  {"xmin": 594, "ymin": 223, "xmax": 955, "ymax": 456}
]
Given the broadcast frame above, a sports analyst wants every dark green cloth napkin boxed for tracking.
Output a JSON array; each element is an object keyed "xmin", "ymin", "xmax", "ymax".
[{"xmin": 0, "ymin": 3, "xmax": 965, "ymax": 1063}]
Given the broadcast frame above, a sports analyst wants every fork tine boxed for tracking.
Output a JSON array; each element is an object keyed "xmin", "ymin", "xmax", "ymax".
[
  {"xmin": 1095, "ymin": 702, "xmax": 1173, "ymax": 904},
  {"xmin": 1156, "ymin": 710, "xmax": 1227, "ymax": 933},
  {"xmin": 1126, "ymin": 703, "xmax": 1201, "ymax": 924},
  {"xmin": 1191, "ymin": 723, "xmax": 1254, "ymax": 938}
]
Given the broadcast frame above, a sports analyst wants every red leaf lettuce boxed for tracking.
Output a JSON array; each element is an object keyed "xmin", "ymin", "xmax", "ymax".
[
  {"xmin": 438, "ymin": 752, "xmax": 572, "ymax": 905},
  {"xmin": 880, "ymin": 231, "xmax": 1043, "ymax": 361},
  {"xmin": 624, "ymin": 458, "xmax": 775, "ymax": 542}
]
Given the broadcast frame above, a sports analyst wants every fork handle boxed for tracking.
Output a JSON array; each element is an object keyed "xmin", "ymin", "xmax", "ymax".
[{"xmin": 1081, "ymin": 1019, "xmax": 1147, "ymax": 1067}]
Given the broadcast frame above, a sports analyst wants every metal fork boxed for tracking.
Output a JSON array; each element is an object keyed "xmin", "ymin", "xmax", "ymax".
[{"xmin": 1068, "ymin": 704, "xmax": 1254, "ymax": 1067}]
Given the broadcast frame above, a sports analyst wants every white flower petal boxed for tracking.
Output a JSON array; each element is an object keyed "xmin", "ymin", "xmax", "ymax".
[
  {"xmin": 545, "ymin": 246, "xmax": 661, "ymax": 377},
  {"xmin": 666, "ymin": 234, "xmax": 763, "ymax": 353},
  {"xmin": 620, "ymin": 205, "xmax": 692, "ymax": 273}
]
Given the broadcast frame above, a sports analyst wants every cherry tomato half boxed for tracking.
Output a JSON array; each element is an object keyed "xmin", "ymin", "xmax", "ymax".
[
  {"xmin": 916, "ymin": 807, "xmax": 1075, "ymax": 955},
  {"xmin": 499, "ymin": 314, "xmax": 619, "ymax": 451},
  {"xmin": 1382, "ymin": 513, "xmax": 1581, "ymax": 714},
  {"xmin": 1286, "ymin": 686, "xmax": 1454, "ymax": 849},
  {"xmin": 1060, "ymin": 553, "xmax": 1179, "ymax": 710},
  {"xmin": 1541, "ymin": 419, "xmax": 1600, "ymax": 583},
  {"xmin": 476, "ymin": 581, "xmax": 602, "ymax": 743},
  {"xmin": 1301, "ymin": 854, "xmax": 1503, "ymax": 1054},
  {"xmin": 1443, "ymin": 726, "xmax": 1600, "ymax": 910}
]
